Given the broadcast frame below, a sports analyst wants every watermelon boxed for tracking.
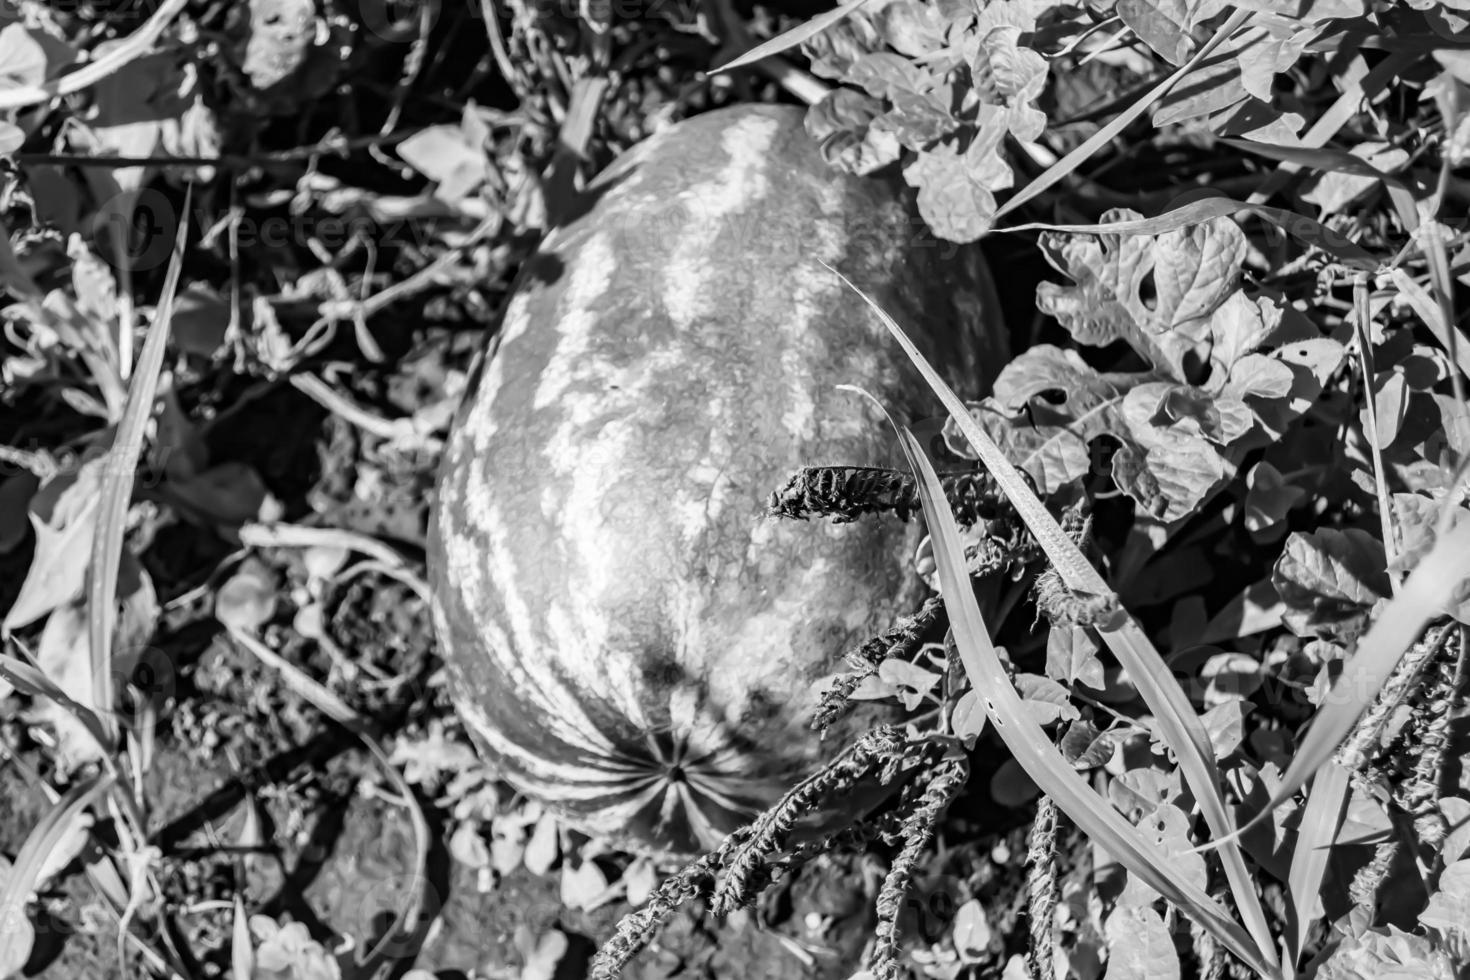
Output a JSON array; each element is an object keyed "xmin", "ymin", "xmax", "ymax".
[{"xmin": 428, "ymin": 103, "xmax": 1007, "ymax": 857}]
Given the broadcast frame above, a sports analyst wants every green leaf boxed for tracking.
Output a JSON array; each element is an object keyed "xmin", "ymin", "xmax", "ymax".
[
  {"xmin": 1201, "ymin": 700, "xmax": 1248, "ymax": 759},
  {"xmin": 1, "ymin": 452, "xmax": 106, "ymax": 633},
  {"xmin": 1103, "ymin": 905, "xmax": 1182, "ymax": 980},
  {"xmin": 1060, "ymin": 719, "xmax": 1121, "ymax": 770},
  {"xmin": 1016, "ymin": 672, "xmax": 1081, "ymax": 726},
  {"xmin": 396, "ymin": 124, "xmax": 490, "ymax": 203},
  {"xmin": 1285, "ymin": 761, "xmax": 1348, "ymax": 966},
  {"xmin": 902, "ymin": 129, "xmax": 1008, "ymax": 243},
  {"xmin": 1314, "ymin": 926, "xmax": 1456, "ymax": 980},
  {"xmin": 1439, "ymin": 797, "xmax": 1470, "ymax": 864},
  {"xmin": 1003, "ymin": 197, "xmax": 1381, "ymax": 272},
  {"xmin": 953, "ymin": 898, "xmax": 992, "ymax": 963},
  {"xmin": 877, "ymin": 658, "xmax": 941, "ymax": 710},
  {"xmin": 950, "ymin": 689, "xmax": 987, "ymax": 748},
  {"xmin": 1117, "ymin": 0, "xmax": 1194, "ymax": 65},
  {"xmin": 994, "ymin": 8, "xmax": 1254, "ymax": 220},
  {"xmin": 1037, "ymin": 211, "xmax": 1247, "ymax": 380},
  {"xmin": 1046, "ymin": 626, "xmax": 1105, "ymax": 689},
  {"xmin": 1272, "ymin": 529, "xmax": 1390, "ymax": 640},
  {"xmin": 0, "ymin": 23, "xmax": 74, "ymax": 91},
  {"xmin": 804, "ymin": 89, "xmax": 902, "ymax": 175},
  {"xmin": 87, "ymin": 199, "xmax": 188, "ymax": 743},
  {"xmin": 890, "ymin": 418, "xmax": 1270, "ymax": 974},
  {"xmin": 1236, "ymin": 518, "xmax": 1470, "ymax": 841},
  {"xmin": 1119, "ymin": 802, "xmax": 1208, "ymax": 907},
  {"xmin": 1420, "ymin": 859, "xmax": 1470, "ymax": 944},
  {"xmin": 1244, "ymin": 462, "xmax": 1305, "ymax": 538},
  {"xmin": 833, "ymin": 267, "xmax": 1279, "ymax": 973}
]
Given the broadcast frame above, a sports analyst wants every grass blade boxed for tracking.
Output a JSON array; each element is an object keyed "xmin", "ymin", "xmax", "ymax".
[
  {"xmin": 1284, "ymin": 761, "xmax": 1349, "ymax": 967},
  {"xmin": 231, "ymin": 895, "xmax": 254, "ymax": 980},
  {"xmin": 1001, "ymin": 197, "xmax": 1378, "ymax": 272},
  {"xmin": 1388, "ymin": 268, "xmax": 1470, "ymax": 381},
  {"xmin": 87, "ymin": 186, "xmax": 191, "ymax": 745},
  {"xmin": 1220, "ymin": 139, "xmax": 1413, "ymax": 189},
  {"xmin": 828, "ymin": 264, "xmax": 1278, "ymax": 968},
  {"xmin": 993, "ymin": 7, "xmax": 1252, "ymax": 221},
  {"xmin": 889, "ymin": 420, "xmax": 1277, "ymax": 978},
  {"xmin": 711, "ymin": 0, "xmax": 875, "ymax": 75}
]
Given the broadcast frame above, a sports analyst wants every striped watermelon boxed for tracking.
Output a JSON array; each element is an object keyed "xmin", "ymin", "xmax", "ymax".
[{"xmin": 428, "ymin": 103, "xmax": 1007, "ymax": 857}]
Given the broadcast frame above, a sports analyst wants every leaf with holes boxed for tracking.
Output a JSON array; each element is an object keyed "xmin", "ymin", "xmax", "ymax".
[
  {"xmin": 1118, "ymin": 803, "xmax": 1207, "ymax": 907},
  {"xmin": 950, "ymin": 215, "xmax": 1335, "ymax": 524}
]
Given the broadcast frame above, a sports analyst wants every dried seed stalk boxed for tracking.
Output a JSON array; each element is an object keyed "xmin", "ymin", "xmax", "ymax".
[
  {"xmin": 869, "ymin": 754, "xmax": 969, "ymax": 979},
  {"xmin": 1025, "ymin": 794, "xmax": 1059, "ymax": 980},
  {"xmin": 712, "ymin": 726, "xmax": 908, "ymax": 916},
  {"xmin": 814, "ymin": 597, "xmax": 947, "ymax": 733},
  {"xmin": 769, "ymin": 466, "xmax": 1015, "ymax": 526},
  {"xmin": 589, "ymin": 832, "xmax": 746, "ymax": 980}
]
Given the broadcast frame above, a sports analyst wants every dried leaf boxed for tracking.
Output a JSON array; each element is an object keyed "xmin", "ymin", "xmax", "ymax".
[{"xmin": 397, "ymin": 124, "xmax": 490, "ymax": 204}]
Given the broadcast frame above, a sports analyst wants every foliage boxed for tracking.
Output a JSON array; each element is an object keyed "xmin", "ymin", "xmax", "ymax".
[
  {"xmin": 620, "ymin": 2, "xmax": 1470, "ymax": 979},
  {"xmin": 3, "ymin": 0, "xmax": 1470, "ymax": 979}
]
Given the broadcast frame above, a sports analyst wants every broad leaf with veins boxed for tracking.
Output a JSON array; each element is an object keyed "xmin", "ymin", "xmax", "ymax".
[{"xmin": 946, "ymin": 212, "xmax": 1344, "ymax": 524}]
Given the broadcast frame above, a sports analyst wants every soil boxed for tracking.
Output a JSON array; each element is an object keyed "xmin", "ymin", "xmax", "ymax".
[{"xmin": 0, "ymin": 4, "xmax": 1052, "ymax": 979}]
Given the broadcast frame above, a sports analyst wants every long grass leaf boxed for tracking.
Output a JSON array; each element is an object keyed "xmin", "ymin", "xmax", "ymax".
[
  {"xmin": 1388, "ymin": 268, "xmax": 1470, "ymax": 381},
  {"xmin": 890, "ymin": 421, "xmax": 1277, "ymax": 978},
  {"xmin": 1220, "ymin": 139, "xmax": 1412, "ymax": 189},
  {"xmin": 1001, "ymin": 198, "xmax": 1378, "ymax": 272},
  {"xmin": 87, "ymin": 188, "xmax": 190, "ymax": 744},
  {"xmin": 1284, "ymin": 761, "xmax": 1349, "ymax": 967},
  {"xmin": 232, "ymin": 895, "xmax": 254, "ymax": 980},
  {"xmin": 828, "ymin": 264, "xmax": 1278, "ymax": 967},
  {"xmin": 1246, "ymin": 50, "xmax": 1417, "ymax": 207},
  {"xmin": 993, "ymin": 8, "xmax": 1252, "ymax": 221},
  {"xmin": 711, "ymin": 0, "xmax": 875, "ymax": 74},
  {"xmin": 1419, "ymin": 219, "xmax": 1470, "ymax": 453}
]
